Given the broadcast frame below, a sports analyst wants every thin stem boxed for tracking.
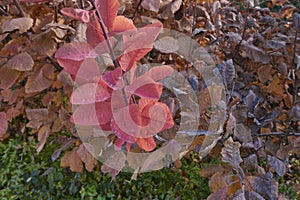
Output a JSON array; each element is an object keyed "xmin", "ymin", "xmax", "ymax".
[
  {"xmin": 13, "ymin": 0, "xmax": 25, "ymax": 17},
  {"xmin": 186, "ymin": 0, "xmax": 197, "ymax": 74},
  {"xmin": 255, "ymin": 132, "xmax": 300, "ymax": 137},
  {"xmin": 292, "ymin": 20, "xmax": 299, "ymax": 105},
  {"xmin": 88, "ymin": 0, "xmax": 118, "ymax": 69},
  {"xmin": 132, "ymin": 0, "xmax": 143, "ymax": 20},
  {"xmin": 0, "ymin": 5, "xmax": 9, "ymax": 16}
]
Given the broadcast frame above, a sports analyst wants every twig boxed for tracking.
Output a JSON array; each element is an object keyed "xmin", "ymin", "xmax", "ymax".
[
  {"xmin": 47, "ymin": 56, "xmax": 63, "ymax": 71},
  {"xmin": 54, "ymin": 4, "xmax": 58, "ymax": 23},
  {"xmin": 186, "ymin": 0, "xmax": 197, "ymax": 74},
  {"xmin": 132, "ymin": 0, "xmax": 143, "ymax": 20},
  {"xmin": 0, "ymin": 5, "xmax": 9, "ymax": 16},
  {"xmin": 88, "ymin": 0, "xmax": 119, "ymax": 69},
  {"xmin": 13, "ymin": 0, "xmax": 25, "ymax": 17},
  {"xmin": 292, "ymin": 18, "xmax": 299, "ymax": 105},
  {"xmin": 255, "ymin": 132, "xmax": 300, "ymax": 137}
]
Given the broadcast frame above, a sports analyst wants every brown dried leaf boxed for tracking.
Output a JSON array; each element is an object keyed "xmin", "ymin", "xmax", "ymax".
[
  {"xmin": 77, "ymin": 144, "xmax": 98, "ymax": 172},
  {"xmin": 0, "ymin": 66, "xmax": 20, "ymax": 90},
  {"xmin": 251, "ymin": 172, "xmax": 278, "ymax": 199},
  {"xmin": 154, "ymin": 36, "xmax": 179, "ymax": 53},
  {"xmin": 7, "ymin": 52, "xmax": 34, "ymax": 71},
  {"xmin": 141, "ymin": 0, "xmax": 160, "ymax": 12},
  {"xmin": 159, "ymin": 0, "xmax": 182, "ymax": 19},
  {"xmin": 36, "ymin": 124, "xmax": 51, "ymax": 154},
  {"xmin": 25, "ymin": 66, "xmax": 52, "ymax": 93},
  {"xmin": 26, "ymin": 108, "xmax": 48, "ymax": 121},
  {"xmin": 221, "ymin": 137, "xmax": 243, "ymax": 167},
  {"xmin": 200, "ymin": 164, "xmax": 226, "ymax": 178},
  {"xmin": 60, "ymin": 150, "xmax": 83, "ymax": 173},
  {"xmin": 234, "ymin": 123, "xmax": 253, "ymax": 144},
  {"xmin": 0, "ymin": 112, "xmax": 8, "ymax": 139},
  {"xmin": 244, "ymin": 44, "xmax": 270, "ymax": 64},
  {"xmin": 0, "ymin": 17, "xmax": 33, "ymax": 34},
  {"xmin": 267, "ymin": 155, "xmax": 286, "ymax": 177},
  {"xmin": 101, "ymin": 151, "xmax": 126, "ymax": 179}
]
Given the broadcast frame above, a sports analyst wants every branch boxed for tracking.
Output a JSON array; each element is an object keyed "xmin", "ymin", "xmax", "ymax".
[
  {"xmin": 132, "ymin": 0, "xmax": 143, "ymax": 19},
  {"xmin": 292, "ymin": 17, "xmax": 299, "ymax": 105},
  {"xmin": 0, "ymin": 5, "xmax": 9, "ymax": 16},
  {"xmin": 88, "ymin": 0, "xmax": 119, "ymax": 69},
  {"xmin": 255, "ymin": 132, "xmax": 300, "ymax": 137}
]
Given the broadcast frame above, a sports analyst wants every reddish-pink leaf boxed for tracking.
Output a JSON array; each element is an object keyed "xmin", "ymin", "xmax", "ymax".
[
  {"xmin": 134, "ymin": 83, "xmax": 163, "ymax": 100},
  {"xmin": 86, "ymin": 19, "xmax": 105, "ymax": 48},
  {"xmin": 146, "ymin": 65, "xmax": 174, "ymax": 81},
  {"xmin": 71, "ymin": 83, "xmax": 110, "ymax": 104},
  {"xmin": 136, "ymin": 137, "xmax": 156, "ymax": 151},
  {"xmin": 95, "ymin": 101, "xmax": 112, "ymax": 125},
  {"xmin": 125, "ymin": 76, "xmax": 162, "ymax": 100},
  {"xmin": 114, "ymin": 138, "xmax": 125, "ymax": 151},
  {"xmin": 25, "ymin": 67, "xmax": 52, "ymax": 93},
  {"xmin": 57, "ymin": 59, "xmax": 82, "ymax": 76},
  {"xmin": 111, "ymin": 116, "xmax": 137, "ymax": 143},
  {"xmin": 55, "ymin": 42, "xmax": 97, "ymax": 61},
  {"xmin": 7, "ymin": 52, "xmax": 34, "ymax": 71},
  {"xmin": 61, "ymin": 8, "xmax": 90, "ymax": 23},
  {"xmin": 109, "ymin": 16, "xmax": 136, "ymax": 36},
  {"xmin": 74, "ymin": 58, "xmax": 101, "ymax": 84},
  {"xmin": 71, "ymin": 104, "xmax": 99, "ymax": 126},
  {"xmin": 0, "ymin": 112, "xmax": 8, "ymax": 139},
  {"xmin": 102, "ymin": 67, "xmax": 124, "ymax": 89},
  {"xmin": 119, "ymin": 22, "xmax": 163, "ymax": 71},
  {"xmin": 95, "ymin": 0, "xmax": 120, "ymax": 30}
]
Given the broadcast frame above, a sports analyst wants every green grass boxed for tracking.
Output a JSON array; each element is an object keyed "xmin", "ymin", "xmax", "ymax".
[{"xmin": 0, "ymin": 135, "xmax": 210, "ymax": 200}]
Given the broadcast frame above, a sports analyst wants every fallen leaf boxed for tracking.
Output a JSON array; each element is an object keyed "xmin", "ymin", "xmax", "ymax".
[
  {"xmin": 0, "ymin": 112, "xmax": 8, "ymax": 138},
  {"xmin": 60, "ymin": 150, "xmax": 83, "ymax": 173},
  {"xmin": 0, "ymin": 17, "xmax": 33, "ymax": 34},
  {"xmin": 7, "ymin": 52, "xmax": 34, "ymax": 71}
]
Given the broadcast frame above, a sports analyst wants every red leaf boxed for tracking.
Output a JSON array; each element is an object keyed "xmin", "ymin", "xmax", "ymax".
[
  {"xmin": 118, "ymin": 22, "xmax": 163, "ymax": 71},
  {"xmin": 114, "ymin": 138, "xmax": 125, "ymax": 150},
  {"xmin": 125, "ymin": 76, "xmax": 162, "ymax": 100},
  {"xmin": 61, "ymin": 8, "xmax": 90, "ymax": 23},
  {"xmin": 71, "ymin": 83, "xmax": 110, "ymax": 104},
  {"xmin": 0, "ymin": 112, "xmax": 8, "ymax": 139},
  {"xmin": 136, "ymin": 137, "xmax": 156, "ymax": 151},
  {"xmin": 55, "ymin": 42, "xmax": 97, "ymax": 61},
  {"xmin": 95, "ymin": 101, "xmax": 112, "ymax": 125},
  {"xmin": 86, "ymin": 18, "xmax": 105, "ymax": 48},
  {"xmin": 57, "ymin": 59, "xmax": 82, "ymax": 76},
  {"xmin": 94, "ymin": 0, "xmax": 120, "ymax": 30},
  {"xmin": 102, "ymin": 67, "xmax": 124, "ymax": 89},
  {"xmin": 111, "ymin": 115, "xmax": 137, "ymax": 143},
  {"xmin": 110, "ymin": 16, "xmax": 136, "ymax": 36},
  {"xmin": 146, "ymin": 65, "xmax": 174, "ymax": 81},
  {"xmin": 73, "ymin": 58, "xmax": 101, "ymax": 84},
  {"xmin": 134, "ymin": 83, "xmax": 163, "ymax": 100},
  {"xmin": 71, "ymin": 104, "xmax": 100, "ymax": 126}
]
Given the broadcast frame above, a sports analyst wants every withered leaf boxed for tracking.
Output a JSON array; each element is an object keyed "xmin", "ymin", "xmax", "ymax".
[
  {"xmin": 7, "ymin": 52, "xmax": 34, "ymax": 71},
  {"xmin": 154, "ymin": 36, "xmax": 179, "ymax": 53},
  {"xmin": 0, "ymin": 112, "xmax": 8, "ymax": 139},
  {"xmin": 217, "ymin": 59, "xmax": 236, "ymax": 85},
  {"xmin": 0, "ymin": 66, "xmax": 20, "ymax": 90},
  {"xmin": 234, "ymin": 123, "xmax": 253, "ymax": 144},
  {"xmin": 251, "ymin": 172, "xmax": 278, "ymax": 200},
  {"xmin": 221, "ymin": 137, "xmax": 243, "ymax": 167},
  {"xmin": 101, "ymin": 151, "xmax": 126, "ymax": 179},
  {"xmin": 244, "ymin": 44, "xmax": 270, "ymax": 64},
  {"xmin": 159, "ymin": 0, "xmax": 182, "ymax": 19},
  {"xmin": 267, "ymin": 155, "xmax": 286, "ymax": 177},
  {"xmin": 141, "ymin": 0, "xmax": 160, "ymax": 13},
  {"xmin": 25, "ymin": 66, "xmax": 52, "ymax": 93},
  {"xmin": 36, "ymin": 124, "xmax": 51, "ymax": 154},
  {"xmin": 0, "ymin": 17, "xmax": 33, "ymax": 34},
  {"xmin": 26, "ymin": 108, "xmax": 48, "ymax": 121},
  {"xmin": 60, "ymin": 150, "xmax": 83, "ymax": 173},
  {"xmin": 77, "ymin": 144, "xmax": 98, "ymax": 172}
]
